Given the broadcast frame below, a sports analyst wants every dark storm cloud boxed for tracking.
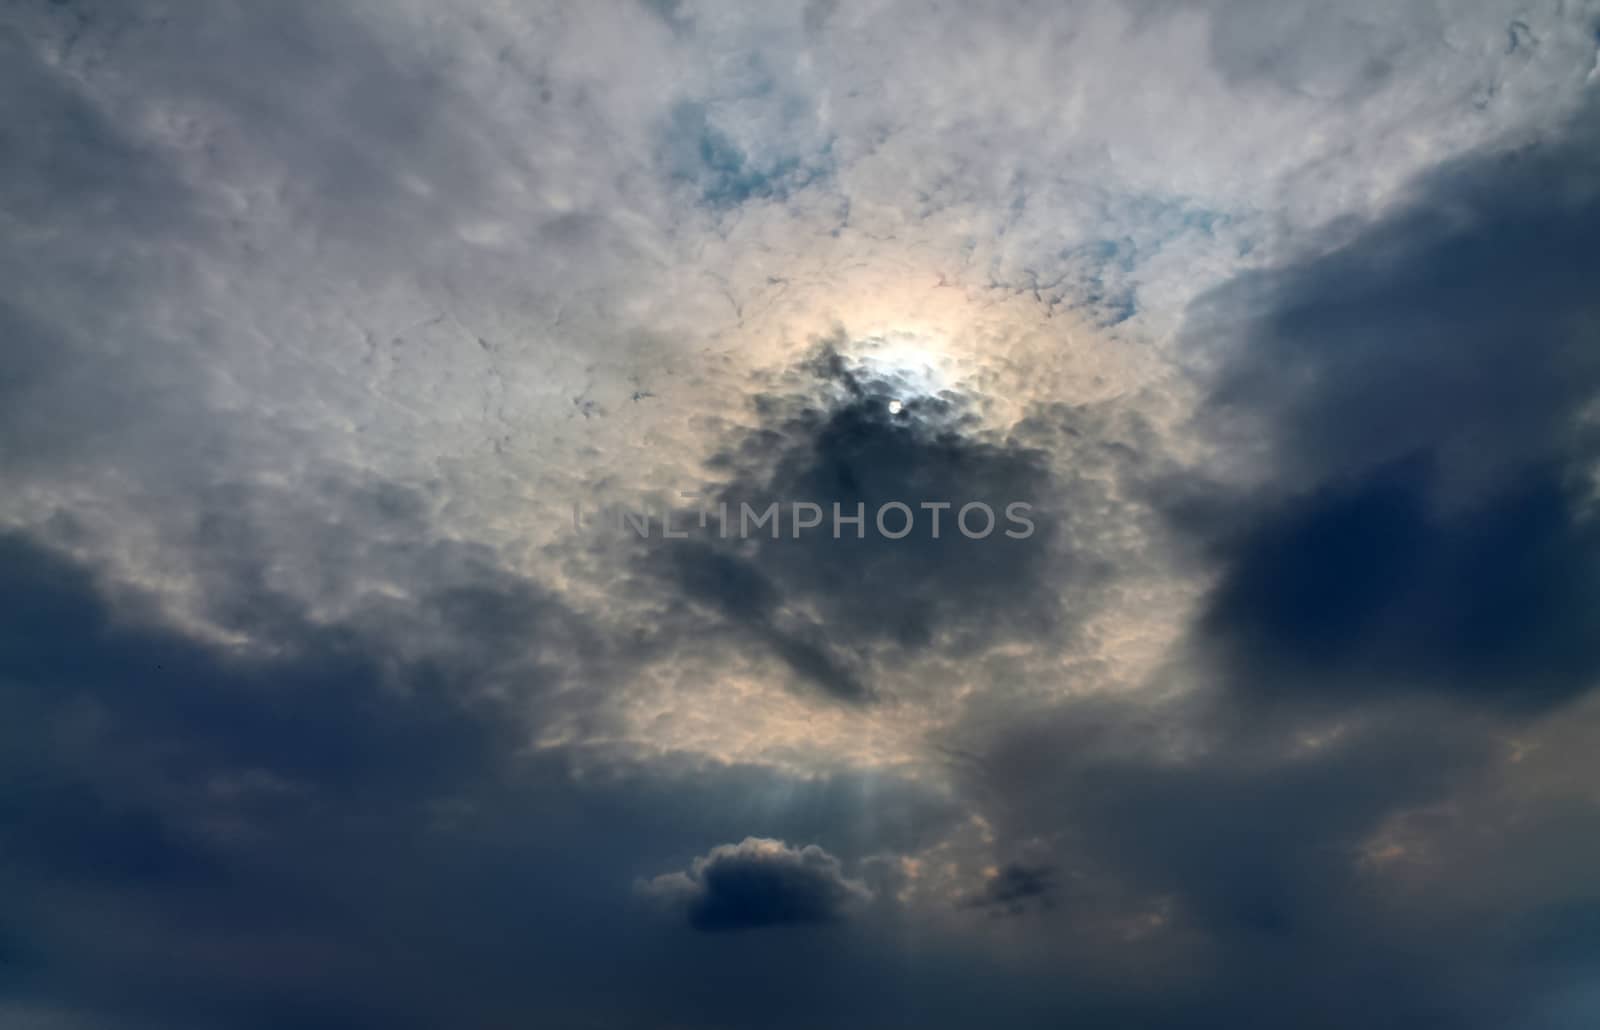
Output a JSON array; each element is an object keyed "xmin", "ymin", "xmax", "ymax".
[
  {"xmin": 1200, "ymin": 458, "xmax": 1600, "ymax": 709},
  {"xmin": 1181, "ymin": 96, "xmax": 1600, "ymax": 710},
  {"xmin": 645, "ymin": 342, "xmax": 1091, "ymax": 701},
  {"xmin": 0, "ymin": 462, "xmax": 660, "ymax": 1027},
  {"xmin": 0, "ymin": 524, "xmax": 532, "ymax": 859},
  {"xmin": 928, "ymin": 98, "xmax": 1600, "ymax": 1024},
  {"xmin": 0, "ymin": 529, "xmax": 524, "ymax": 1027},
  {"xmin": 928, "ymin": 102, "xmax": 1600, "ymax": 1010},
  {"xmin": 0, "ymin": 517, "xmax": 968, "ymax": 1028},
  {"xmin": 922, "ymin": 100, "xmax": 1600, "ymax": 1023},
  {"xmin": 639, "ymin": 838, "xmax": 872, "ymax": 932}
]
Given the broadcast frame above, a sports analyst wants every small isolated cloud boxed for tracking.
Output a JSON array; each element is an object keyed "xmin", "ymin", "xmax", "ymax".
[{"xmin": 639, "ymin": 837, "xmax": 873, "ymax": 932}]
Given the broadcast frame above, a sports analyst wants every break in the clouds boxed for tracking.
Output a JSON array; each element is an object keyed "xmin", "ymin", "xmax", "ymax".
[{"xmin": 4, "ymin": 1, "xmax": 1600, "ymax": 1027}]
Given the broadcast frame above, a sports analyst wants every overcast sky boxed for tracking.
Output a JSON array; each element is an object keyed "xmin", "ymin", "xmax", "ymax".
[{"xmin": 5, "ymin": 2, "xmax": 1600, "ymax": 1027}]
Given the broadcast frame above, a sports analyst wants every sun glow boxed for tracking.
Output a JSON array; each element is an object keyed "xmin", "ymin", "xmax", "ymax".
[{"xmin": 850, "ymin": 330, "xmax": 953, "ymax": 399}]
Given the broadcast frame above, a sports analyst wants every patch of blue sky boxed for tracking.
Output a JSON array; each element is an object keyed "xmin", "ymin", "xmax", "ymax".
[{"xmin": 662, "ymin": 101, "xmax": 834, "ymax": 211}]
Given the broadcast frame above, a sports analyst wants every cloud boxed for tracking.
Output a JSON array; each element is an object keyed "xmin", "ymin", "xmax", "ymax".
[
  {"xmin": 0, "ymin": 523, "xmax": 552, "ymax": 857},
  {"xmin": 636, "ymin": 340, "xmax": 1092, "ymax": 703},
  {"xmin": 0, "ymin": 523, "xmax": 965, "ymax": 1027},
  {"xmin": 1200, "ymin": 460, "xmax": 1600, "ymax": 709},
  {"xmin": 0, "ymin": 526, "xmax": 543, "ymax": 1026},
  {"xmin": 1181, "ymin": 95, "xmax": 1600, "ymax": 711},
  {"xmin": 960, "ymin": 863, "xmax": 1058, "ymax": 915},
  {"xmin": 941, "ymin": 686, "xmax": 1575, "ymax": 1027},
  {"xmin": 639, "ymin": 838, "xmax": 873, "ymax": 932},
  {"xmin": 5, "ymin": 0, "xmax": 1600, "ymax": 1026}
]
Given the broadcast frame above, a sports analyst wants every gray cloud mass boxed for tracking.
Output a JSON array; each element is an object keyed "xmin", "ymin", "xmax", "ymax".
[{"xmin": 4, "ymin": 1, "xmax": 1600, "ymax": 1027}]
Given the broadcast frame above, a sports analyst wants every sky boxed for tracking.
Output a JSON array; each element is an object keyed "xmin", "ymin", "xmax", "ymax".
[{"xmin": 4, "ymin": 1, "xmax": 1600, "ymax": 1027}]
